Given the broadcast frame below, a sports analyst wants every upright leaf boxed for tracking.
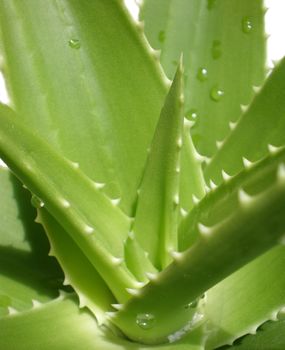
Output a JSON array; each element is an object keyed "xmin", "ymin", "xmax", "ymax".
[
  {"xmin": 141, "ymin": 0, "xmax": 266, "ymax": 156},
  {"xmin": 0, "ymin": 0, "xmax": 168, "ymax": 214},
  {"xmin": 113, "ymin": 149, "xmax": 285, "ymax": 344},
  {"xmin": 132, "ymin": 61, "xmax": 184, "ymax": 270}
]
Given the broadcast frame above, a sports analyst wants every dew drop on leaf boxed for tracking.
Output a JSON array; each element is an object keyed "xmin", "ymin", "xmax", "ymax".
[
  {"xmin": 158, "ymin": 30, "xmax": 165, "ymax": 43},
  {"xmin": 211, "ymin": 40, "xmax": 222, "ymax": 60},
  {"xmin": 31, "ymin": 195, "xmax": 45, "ymax": 209},
  {"xmin": 186, "ymin": 109, "xmax": 198, "ymax": 120},
  {"xmin": 196, "ymin": 67, "xmax": 208, "ymax": 82},
  {"xmin": 242, "ymin": 17, "xmax": 253, "ymax": 34},
  {"xmin": 210, "ymin": 86, "xmax": 224, "ymax": 102},
  {"xmin": 68, "ymin": 39, "xmax": 81, "ymax": 49},
  {"xmin": 136, "ymin": 313, "xmax": 156, "ymax": 330}
]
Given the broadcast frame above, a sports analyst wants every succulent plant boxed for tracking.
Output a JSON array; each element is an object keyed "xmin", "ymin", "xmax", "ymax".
[{"xmin": 1, "ymin": 0, "xmax": 285, "ymax": 349}]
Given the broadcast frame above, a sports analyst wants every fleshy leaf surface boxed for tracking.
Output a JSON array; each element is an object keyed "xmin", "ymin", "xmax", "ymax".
[
  {"xmin": 0, "ymin": 294, "xmax": 204, "ymax": 350},
  {"xmin": 0, "ymin": 104, "xmax": 137, "ymax": 302},
  {"xmin": 0, "ymin": 0, "xmax": 169, "ymax": 214},
  {"xmin": 132, "ymin": 61, "xmax": 184, "ymax": 269},
  {"xmin": 38, "ymin": 209, "xmax": 115, "ymax": 325},
  {"xmin": 113, "ymin": 148, "xmax": 285, "ymax": 344},
  {"xmin": 204, "ymin": 246, "xmax": 285, "ymax": 349},
  {"xmin": 0, "ymin": 167, "xmax": 62, "ymax": 316},
  {"xmin": 223, "ymin": 318, "xmax": 285, "ymax": 350},
  {"xmin": 205, "ymin": 57, "xmax": 285, "ymax": 184},
  {"xmin": 141, "ymin": 0, "xmax": 266, "ymax": 156}
]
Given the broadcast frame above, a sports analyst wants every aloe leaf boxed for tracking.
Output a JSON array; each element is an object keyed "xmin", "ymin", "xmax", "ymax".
[
  {"xmin": 223, "ymin": 317, "xmax": 285, "ymax": 350},
  {"xmin": 112, "ymin": 149, "xmax": 285, "ymax": 344},
  {"xmin": 0, "ymin": 104, "xmax": 141, "ymax": 302},
  {"xmin": 0, "ymin": 292, "xmax": 205, "ymax": 350},
  {"xmin": 38, "ymin": 209, "xmax": 115, "ymax": 325},
  {"xmin": 124, "ymin": 234, "xmax": 158, "ymax": 284},
  {"xmin": 179, "ymin": 130, "xmax": 206, "ymax": 212},
  {"xmin": 141, "ymin": 0, "xmax": 266, "ymax": 157},
  {"xmin": 0, "ymin": 0, "xmax": 169, "ymax": 214},
  {"xmin": 0, "ymin": 166, "xmax": 203, "ymax": 350},
  {"xmin": 131, "ymin": 61, "xmax": 184, "ymax": 270},
  {"xmin": 204, "ymin": 246, "xmax": 285, "ymax": 349},
  {"xmin": 205, "ymin": 57, "xmax": 285, "ymax": 184},
  {"xmin": 0, "ymin": 167, "xmax": 62, "ymax": 316},
  {"xmin": 0, "ymin": 294, "xmax": 100, "ymax": 350}
]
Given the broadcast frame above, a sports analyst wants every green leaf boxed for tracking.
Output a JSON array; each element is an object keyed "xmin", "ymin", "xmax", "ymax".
[
  {"xmin": 0, "ymin": 294, "xmax": 101, "ymax": 350},
  {"xmin": 38, "ymin": 209, "xmax": 115, "ymax": 325},
  {"xmin": 204, "ymin": 246, "xmax": 285, "ymax": 349},
  {"xmin": 132, "ymin": 61, "xmax": 184, "ymax": 270},
  {"xmin": 179, "ymin": 130, "xmax": 206, "ymax": 212},
  {"xmin": 0, "ymin": 0, "xmax": 168, "ymax": 214},
  {"xmin": 0, "ymin": 104, "xmax": 137, "ymax": 302},
  {"xmin": 205, "ymin": 58, "xmax": 285, "ymax": 184},
  {"xmin": 223, "ymin": 318, "xmax": 285, "ymax": 350},
  {"xmin": 0, "ymin": 293, "xmax": 204, "ymax": 350},
  {"xmin": 141, "ymin": 0, "xmax": 266, "ymax": 156},
  {"xmin": 112, "ymin": 148, "xmax": 285, "ymax": 344},
  {"xmin": 0, "ymin": 167, "xmax": 62, "ymax": 316}
]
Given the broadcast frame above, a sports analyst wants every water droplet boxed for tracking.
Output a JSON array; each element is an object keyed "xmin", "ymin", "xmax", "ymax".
[
  {"xmin": 136, "ymin": 313, "xmax": 156, "ymax": 330},
  {"xmin": 210, "ymin": 86, "xmax": 224, "ymax": 102},
  {"xmin": 242, "ymin": 17, "xmax": 253, "ymax": 34},
  {"xmin": 158, "ymin": 30, "xmax": 165, "ymax": 43},
  {"xmin": 196, "ymin": 67, "xmax": 208, "ymax": 82},
  {"xmin": 68, "ymin": 39, "xmax": 81, "ymax": 49},
  {"xmin": 0, "ymin": 295, "xmax": 11, "ymax": 307},
  {"xmin": 207, "ymin": 0, "xmax": 216, "ymax": 10},
  {"xmin": 211, "ymin": 40, "xmax": 222, "ymax": 59},
  {"xmin": 31, "ymin": 195, "xmax": 44, "ymax": 209},
  {"xmin": 186, "ymin": 109, "xmax": 198, "ymax": 120}
]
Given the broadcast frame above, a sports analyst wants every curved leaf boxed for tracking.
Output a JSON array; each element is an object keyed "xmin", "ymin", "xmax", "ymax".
[
  {"xmin": 0, "ymin": 104, "xmax": 137, "ymax": 302},
  {"xmin": 0, "ymin": 0, "xmax": 168, "ymax": 214},
  {"xmin": 38, "ymin": 209, "xmax": 115, "ymax": 325},
  {"xmin": 113, "ymin": 148, "xmax": 285, "ymax": 344},
  {"xmin": 0, "ymin": 167, "xmax": 62, "ymax": 316},
  {"xmin": 205, "ymin": 58, "xmax": 285, "ymax": 184},
  {"xmin": 205, "ymin": 246, "xmax": 285, "ymax": 349}
]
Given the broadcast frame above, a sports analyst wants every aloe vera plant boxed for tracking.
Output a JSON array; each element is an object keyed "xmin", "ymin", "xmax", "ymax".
[{"xmin": 1, "ymin": 0, "xmax": 285, "ymax": 348}]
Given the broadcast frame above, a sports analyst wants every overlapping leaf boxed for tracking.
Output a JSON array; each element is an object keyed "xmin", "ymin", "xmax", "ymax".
[
  {"xmin": 141, "ymin": 0, "xmax": 266, "ymax": 157},
  {"xmin": 0, "ymin": 167, "xmax": 62, "ymax": 316},
  {"xmin": 0, "ymin": 0, "xmax": 168, "ymax": 214}
]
